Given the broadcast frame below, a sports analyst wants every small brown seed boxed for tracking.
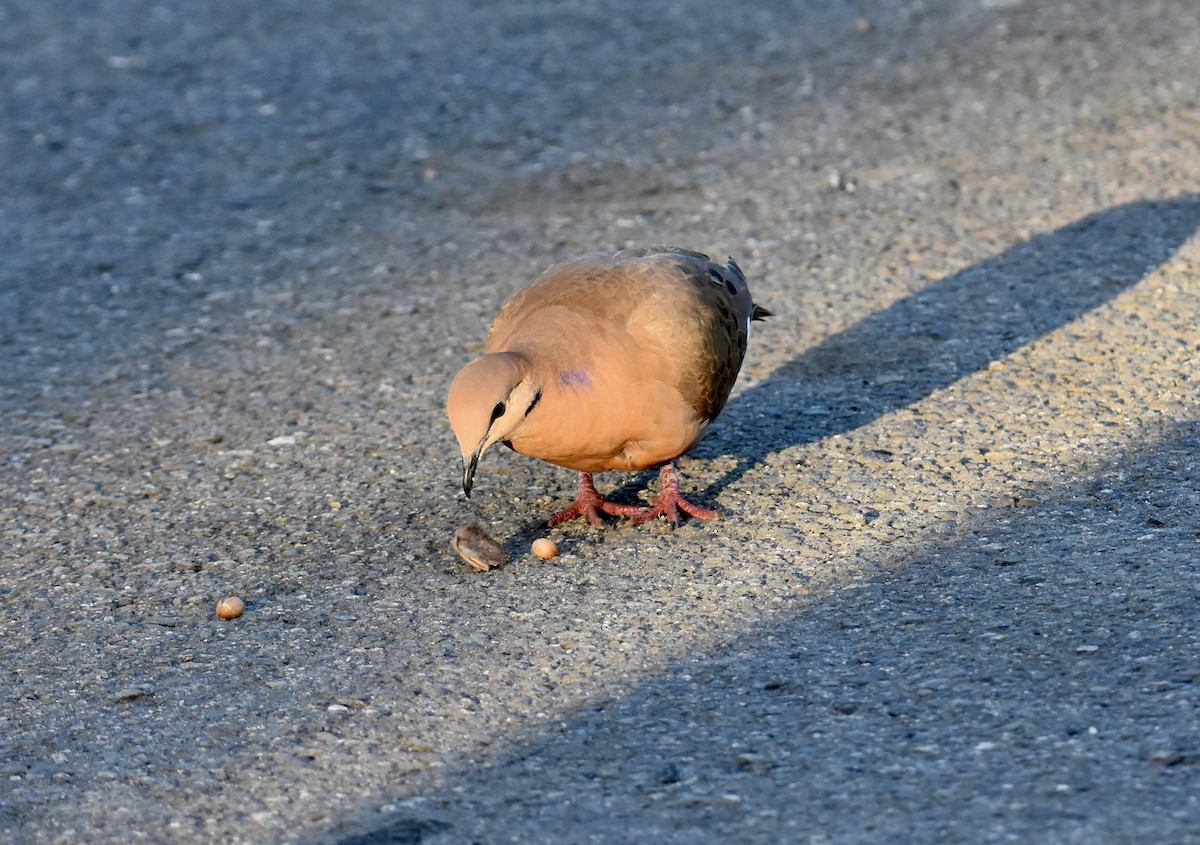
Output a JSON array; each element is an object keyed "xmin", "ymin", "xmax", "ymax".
[
  {"xmin": 216, "ymin": 596, "xmax": 245, "ymax": 620},
  {"xmin": 531, "ymin": 538, "xmax": 559, "ymax": 559},
  {"xmin": 451, "ymin": 524, "xmax": 508, "ymax": 571}
]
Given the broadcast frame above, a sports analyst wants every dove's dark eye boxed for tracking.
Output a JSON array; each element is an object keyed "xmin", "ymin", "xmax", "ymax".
[{"xmin": 490, "ymin": 401, "xmax": 506, "ymax": 422}]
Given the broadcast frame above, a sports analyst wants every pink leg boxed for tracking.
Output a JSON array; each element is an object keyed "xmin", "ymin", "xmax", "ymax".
[
  {"xmin": 545, "ymin": 472, "xmax": 648, "ymax": 527},
  {"xmin": 624, "ymin": 464, "xmax": 720, "ymax": 527}
]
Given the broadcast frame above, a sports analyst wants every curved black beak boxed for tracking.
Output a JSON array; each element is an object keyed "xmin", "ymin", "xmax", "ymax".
[{"xmin": 461, "ymin": 451, "xmax": 479, "ymax": 497}]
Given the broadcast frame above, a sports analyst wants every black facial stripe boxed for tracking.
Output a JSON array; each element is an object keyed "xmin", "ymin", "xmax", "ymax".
[{"xmin": 524, "ymin": 390, "xmax": 542, "ymax": 417}]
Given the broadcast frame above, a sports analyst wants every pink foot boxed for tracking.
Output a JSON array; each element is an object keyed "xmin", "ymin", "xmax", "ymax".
[
  {"xmin": 545, "ymin": 472, "xmax": 647, "ymax": 527},
  {"xmin": 624, "ymin": 464, "xmax": 720, "ymax": 527}
]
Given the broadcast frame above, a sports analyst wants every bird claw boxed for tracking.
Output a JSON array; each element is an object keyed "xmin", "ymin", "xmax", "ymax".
[
  {"xmin": 621, "ymin": 488, "xmax": 720, "ymax": 527},
  {"xmin": 544, "ymin": 472, "xmax": 644, "ymax": 527},
  {"xmin": 545, "ymin": 466, "xmax": 720, "ymax": 528},
  {"xmin": 544, "ymin": 500, "xmax": 607, "ymax": 528}
]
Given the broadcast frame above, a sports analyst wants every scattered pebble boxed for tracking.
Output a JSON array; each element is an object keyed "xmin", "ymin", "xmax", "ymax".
[
  {"xmin": 531, "ymin": 538, "xmax": 559, "ymax": 559},
  {"xmin": 451, "ymin": 524, "xmax": 508, "ymax": 572},
  {"xmin": 216, "ymin": 596, "xmax": 245, "ymax": 620},
  {"xmin": 111, "ymin": 687, "xmax": 148, "ymax": 702},
  {"xmin": 827, "ymin": 170, "xmax": 857, "ymax": 192}
]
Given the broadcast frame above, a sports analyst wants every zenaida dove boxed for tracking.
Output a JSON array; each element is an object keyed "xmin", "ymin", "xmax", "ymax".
[{"xmin": 447, "ymin": 246, "xmax": 769, "ymax": 527}]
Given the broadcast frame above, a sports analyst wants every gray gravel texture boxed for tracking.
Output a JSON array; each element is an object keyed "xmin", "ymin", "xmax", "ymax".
[{"xmin": 2, "ymin": 0, "xmax": 1199, "ymax": 843}]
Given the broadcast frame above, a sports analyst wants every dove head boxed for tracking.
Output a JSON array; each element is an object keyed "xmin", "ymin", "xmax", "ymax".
[{"xmin": 446, "ymin": 352, "xmax": 542, "ymax": 496}]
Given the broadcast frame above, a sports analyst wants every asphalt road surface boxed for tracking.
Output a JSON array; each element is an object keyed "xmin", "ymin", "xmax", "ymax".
[{"xmin": 2, "ymin": 1, "xmax": 1198, "ymax": 843}]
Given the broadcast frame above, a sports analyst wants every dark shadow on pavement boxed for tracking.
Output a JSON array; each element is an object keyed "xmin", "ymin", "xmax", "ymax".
[
  {"xmin": 332, "ymin": 420, "xmax": 1200, "ymax": 843},
  {"xmin": 693, "ymin": 195, "xmax": 1200, "ymax": 500}
]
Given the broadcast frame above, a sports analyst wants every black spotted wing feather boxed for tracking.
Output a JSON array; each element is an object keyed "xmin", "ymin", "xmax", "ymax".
[{"xmin": 654, "ymin": 251, "xmax": 756, "ymax": 423}]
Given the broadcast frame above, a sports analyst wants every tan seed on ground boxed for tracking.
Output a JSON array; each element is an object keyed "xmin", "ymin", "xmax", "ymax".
[
  {"xmin": 531, "ymin": 538, "xmax": 559, "ymax": 559},
  {"xmin": 216, "ymin": 596, "xmax": 245, "ymax": 620}
]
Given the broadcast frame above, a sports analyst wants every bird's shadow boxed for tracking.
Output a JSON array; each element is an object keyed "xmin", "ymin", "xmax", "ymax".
[{"xmin": 683, "ymin": 196, "xmax": 1200, "ymax": 506}]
